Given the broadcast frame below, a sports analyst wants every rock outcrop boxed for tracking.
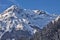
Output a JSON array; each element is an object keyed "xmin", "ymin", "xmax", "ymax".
[{"xmin": 41, "ymin": 16, "xmax": 60, "ymax": 40}]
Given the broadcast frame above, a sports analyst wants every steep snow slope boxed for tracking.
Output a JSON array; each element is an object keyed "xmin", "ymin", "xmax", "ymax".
[{"xmin": 0, "ymin": 5, "xmax": 58, "ymax": 35}]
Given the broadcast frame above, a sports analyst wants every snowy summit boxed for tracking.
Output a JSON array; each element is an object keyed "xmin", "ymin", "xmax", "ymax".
[{"xmin": 0, "ymin": 5, "xmax": 59, "ymax": 35}]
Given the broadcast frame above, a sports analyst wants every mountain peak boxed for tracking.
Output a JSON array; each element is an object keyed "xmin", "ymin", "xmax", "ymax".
[
  {"xmin": 32, "ymin": 10, "xmax": 49, "ymax": 16},
  {"xmin": 8, "ymin": 5, "xmax": 18, "ymax": 10},
  {"xmin": 3, "ymin": 5, "xmax": 21, "ymax": 13},
  {"xmin": 11, "ymin": 5, "xmax": 17, "ymax": 8},
  {"xmin": 0, "ymin": 5, "xmax": 58, "ymax": 36}
]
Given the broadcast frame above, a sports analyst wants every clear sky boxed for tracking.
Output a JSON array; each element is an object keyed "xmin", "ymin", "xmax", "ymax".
[{"xmin": 0, "ymin": 0, "xmax": 60, "ymax": 14}]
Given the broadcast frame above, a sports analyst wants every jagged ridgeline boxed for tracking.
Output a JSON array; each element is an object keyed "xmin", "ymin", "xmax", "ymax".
[{"xmin": 0, "ymin": 5, "xmax": 60, "ymax": 40}]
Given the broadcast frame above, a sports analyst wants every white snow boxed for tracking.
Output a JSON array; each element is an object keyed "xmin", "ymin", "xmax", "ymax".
[
  {"xmin": 52, "ymin": 20, "xmax": 55, "ymax": 24},
  {"xmin": 33, "ymin": 29, "xmax": 37, "ymax": 34},
  {"xmin": 33, "ymin": 10, "xmax": 39, "ymax": 13},
  {"xmin": 55, "ymin": 16, "xmax": 60, "ymax": 22},
  {"xmin": 16, "ymin": 24, "xmax": 23, "ymax": 30}
]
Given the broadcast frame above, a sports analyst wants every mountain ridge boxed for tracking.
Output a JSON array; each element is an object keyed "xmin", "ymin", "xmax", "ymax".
[{"xmin": 0, "ymin": 5, "xmax": 60, "ymax": 40}]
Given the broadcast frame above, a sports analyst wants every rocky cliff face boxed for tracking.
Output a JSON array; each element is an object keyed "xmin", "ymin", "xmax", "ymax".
[{"xmin": 42, "ymin": 16, "xmax": 60, "ymax": 40}]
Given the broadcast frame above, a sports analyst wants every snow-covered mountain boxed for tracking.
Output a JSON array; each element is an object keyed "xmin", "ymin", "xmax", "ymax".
[
  {"xmin": 0, "ymin": 5, "xmax": 60, "ymax": 40},
  {"xmin": 0, "ymin": 5, "xmax": 59, "ymax": 34}
]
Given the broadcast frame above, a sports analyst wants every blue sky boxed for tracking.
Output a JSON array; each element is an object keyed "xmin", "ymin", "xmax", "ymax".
[{"xmin": 0, "ymin": 0, "xmax": 60, "ymax": 14}]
